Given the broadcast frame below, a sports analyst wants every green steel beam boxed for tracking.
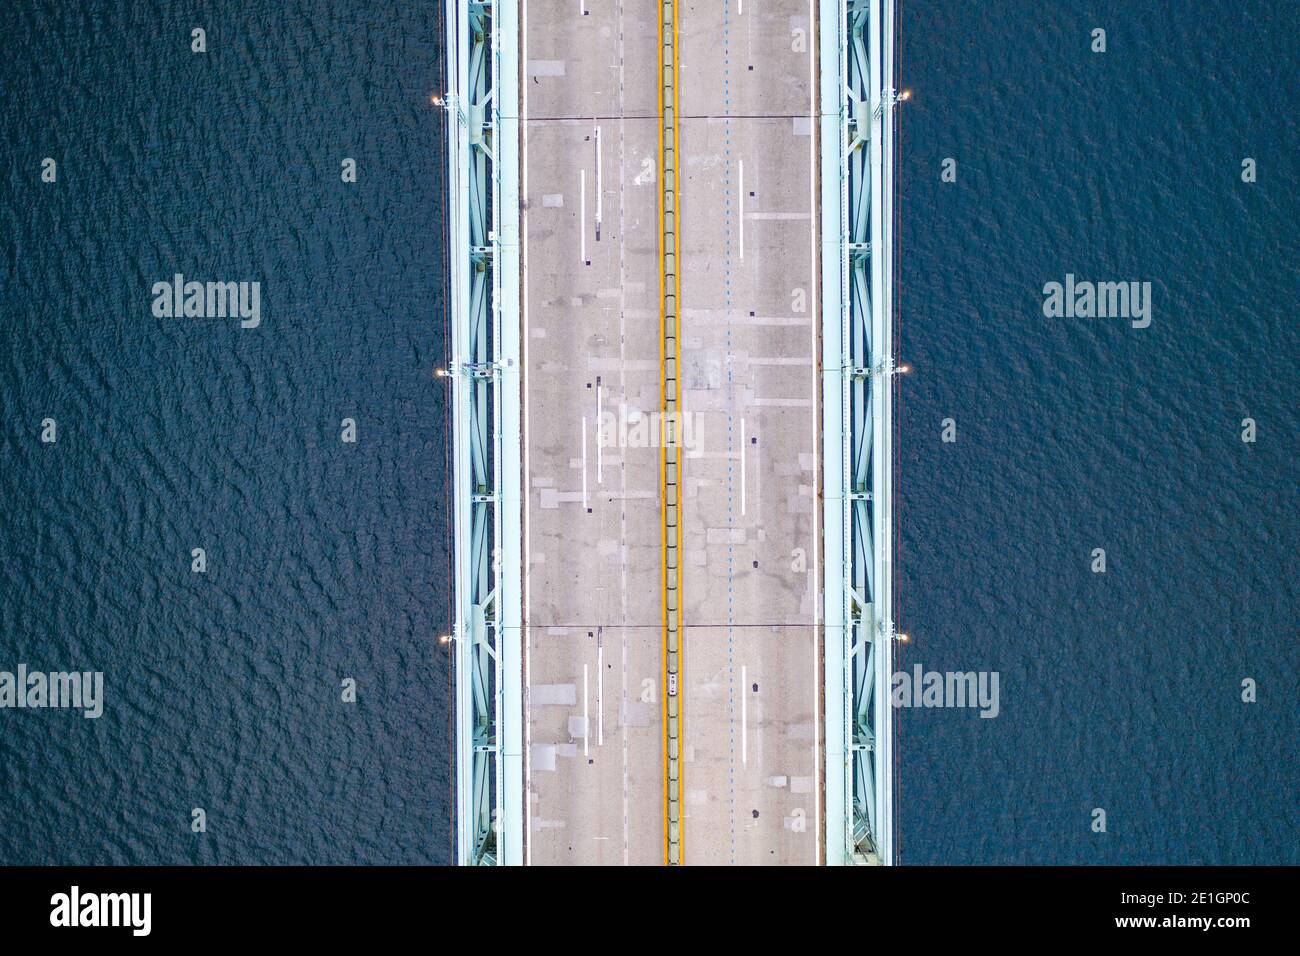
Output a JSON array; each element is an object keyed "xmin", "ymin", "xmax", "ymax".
[
  {"xmin": 447, "ymin": 0, "xmax": 522, "ymax": 867},
  {"xmin": 829, "ymin": 0, "xmax": 896, "ymax": 866}
]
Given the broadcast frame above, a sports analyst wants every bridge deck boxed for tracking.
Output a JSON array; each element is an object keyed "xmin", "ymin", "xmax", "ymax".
[{"xmin": 521, "ymin": 0, "xmax": 823, "ymax": 866}]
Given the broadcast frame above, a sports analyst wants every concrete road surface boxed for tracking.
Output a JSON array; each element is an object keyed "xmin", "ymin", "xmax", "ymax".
[{"xmin": 521, "ymin": 0, "xmax": 822, "ymax": 866}]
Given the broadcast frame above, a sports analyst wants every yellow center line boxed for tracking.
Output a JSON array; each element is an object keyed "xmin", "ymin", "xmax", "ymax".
[{"xmin": 658, "ymin": 0, "xmax": 684, "ymax": 867}]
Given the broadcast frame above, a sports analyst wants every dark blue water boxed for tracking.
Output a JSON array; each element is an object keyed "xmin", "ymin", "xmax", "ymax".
[
  {"xmin": 1, "ymin": 0, "xmax": 1294, "ymax": 866},
  {"xmin": 1, "ymin": 1, "xmax": 451, "ymax": 863},
  {"xmin": 897, "ymin": 0, "xmax": 1298, "ymax": 863}
]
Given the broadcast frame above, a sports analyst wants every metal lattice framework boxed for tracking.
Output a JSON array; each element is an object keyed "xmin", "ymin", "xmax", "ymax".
[
  {"xmin": 446, "ymin": 0, "xmax": 522, "ymax": 867},
  {"xmin": 825, "ymin": 0, "xmax": 896, "ymax": 866}
]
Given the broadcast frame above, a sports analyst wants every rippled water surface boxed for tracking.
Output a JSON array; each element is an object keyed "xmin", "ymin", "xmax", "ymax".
[
  {"xmin": 897, "ymin": 0, "xmax": 1298, "ymax": 864},
  {"xmin": 1, "ymin": 0, "xmax": 1294, "ymax": 865},
  {"xmin": 1, "ymin": 1, "xmax": 451, "ymax": 864}
]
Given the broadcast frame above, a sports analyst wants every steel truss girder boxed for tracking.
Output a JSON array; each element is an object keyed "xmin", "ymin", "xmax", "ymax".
[
  {"xmin": 448, "ymin": 0, "xmax": 522, "ymax": 867},
  {"xmin": 837, "ymin": 0, "xmax": 895, "ymax": 866}
]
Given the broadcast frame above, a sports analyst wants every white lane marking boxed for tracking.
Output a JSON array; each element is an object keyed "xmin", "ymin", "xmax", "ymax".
[
  {"xmin": 580, "ymin": 169, "xmax": 587, "ymax": 263},
  {"xmin": 738, "ymin": 160, "xmax": 745, "ymax": 260},
  {"xmin": 597, "ymin": 636, "xmax": 604, "ymax": 746},
  {"xmin": 740, "ymin": 416, "xmax": 747, "ymax": 515},
  {"xmin": 583, "ymin": 663, "xmax": 590, "ymax": 758},
  {"xmin": 581, "ymin": 417, "xmax": 589, "ymax": 509},
  {"xmin": 522, "ymin": 0, "xmax": 533, "ymax": 868},
  {"xmin": 621, "ymin": 636, "xmax": 629, "ymax": 865},
  {"xmin": 741, "ymin": 664, "xmax": 748, "ymax": 765},
  {"xmin": 595, "ymin": 123, "xmax": 603, "ymax": 237}
]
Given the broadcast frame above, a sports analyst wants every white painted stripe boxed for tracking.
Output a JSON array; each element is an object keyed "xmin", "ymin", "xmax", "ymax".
[
  {"xmin": 741, "ymin": 664, "xmax": 748, "ymax": 765},
  {"xmin": 745, "ymin": 211, "xmax": 811, "ymax": 221},
  {"xmin": 738, "ymin": 160, "xmax": 744, "ymax": 260},
  {"xmin": 522, "ymin": 0, "xmax": 532, "ymax": 868},
  {"xmin": 740, "ymin": 417, "xmax": 747, "ymax": 516},
  {"xmin": 595, "ymin": 124, "xmax": 603, "ymax": 230},
  {"xmin": 808, "ymin": 0, "xmax": 822, "ymax": 868}
]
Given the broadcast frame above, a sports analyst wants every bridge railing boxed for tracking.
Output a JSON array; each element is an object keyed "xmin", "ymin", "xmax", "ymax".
[{"xmin": 446, "ymin": 0, "xmax": 523, "ymax": 867}]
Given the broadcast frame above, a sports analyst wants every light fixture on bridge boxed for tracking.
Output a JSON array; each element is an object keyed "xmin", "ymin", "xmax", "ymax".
[
  {"xmin": 438, "ymin": 634, "xmax": 453, "ymax": 645},
  {"xmin": 435, "ymin": 367, "xmax": 449, "ymax": 378},
  {"xmin": 897, "ymin": 632, "xmax": 910, "ymax": 643},
  {"xmin": 431, "ymin": 93, "xmax": 444, "ymax": 106},
  {"xmin": 899, "ymin": 89, "xmax": 912, "ymax": 102}
]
